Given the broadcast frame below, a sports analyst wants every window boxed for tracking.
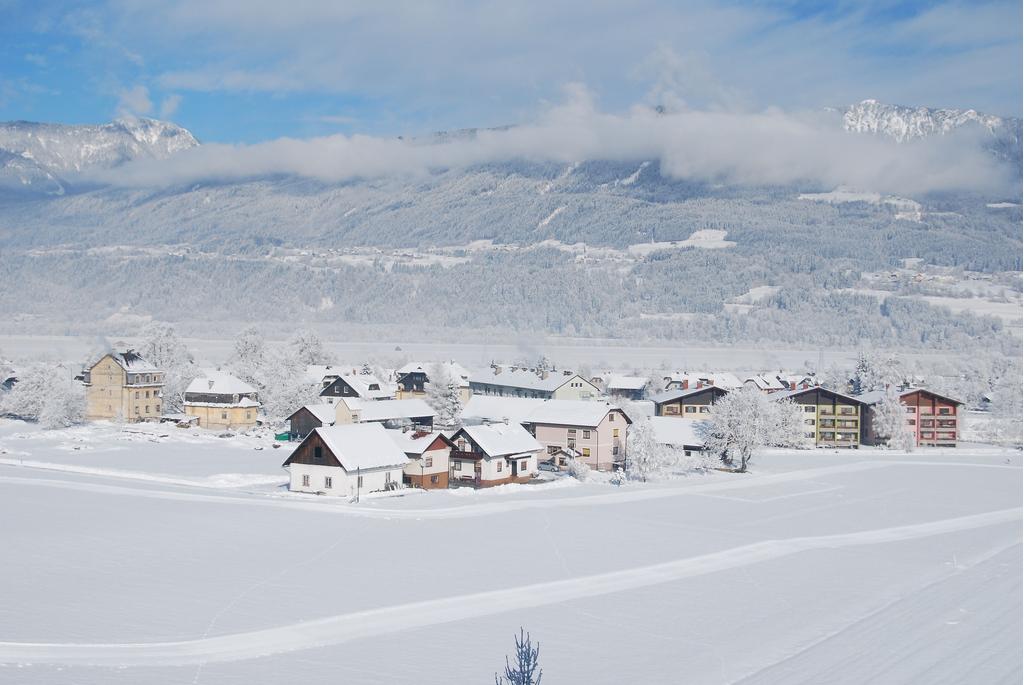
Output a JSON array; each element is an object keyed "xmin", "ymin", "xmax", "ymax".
[
  {"xmin": 145, "ymin": 391, "xmax": 150, "ymax": 399},
  {"xmin": 314, "ymin": 446, "xmax": 323, "ymax": 461},
  {"xmin": 145, "ymin": 405, "xmax": 150, "ymax": 414},
  {"xmin": 221, "ymin": 411, "xmax": 227, "ymax": 420},
  {"xmin": 497, "ymin": 461, "xmax": 503, "ymax": 473},
  {"xmin": 906, "ymin": 406, "xmax": 916, "ymax": 413},
  {"xmin": 939, "ymin": 407, "xmax": 951, "ymax": 415},
  {"xmin": 521, "ymin": 460, "xmax": 527, "ymax": 471},
  {"xmin": 609, "ymin": 414, "xmax": 616, "ymax": 421},
  {"xmin": 385, "ymin": 472, "xmax": 392, "ymax": 483},
  {"xmin": 547, "ymin": 445, "xmax": 559, "ymax": 455},
  {"xmin": 665, "ymin": 405, "xmax": 680, "ymax": 415},
  {"xmin": 155, "ymin": 404, "xmax": 160, "ymax": 413},
  {"xmin": 246, "ymin": 411, "xmax": 251, "ymax": 420},
  {"xmin": 582, "ymin": 430, "xmax": 591, "ymax": 439},
  {"xmin": 684, "ymin": 405, "xmax": 697, "ymax": 413},
  {"xmin": 324, "ymin": 476, "xmax": 333, "ymax": 489},
  {"xmin": 699, "ymin": 407, "xmax": 710, "ymax": 413},
  {"xmin": 921, "ymin": 431, "xmax": 934, "ymax": 439},
  {"xmin": 145, "ymin": 375, "xmax": 150, "ymax": 383},
  {"xmin": 454, "ymin": 461, "xmax": 462, "ymax": 471},
  {"xmin": 805, "ymin": 419, "xmax": 815, "ymax": 425},
  {"xmin": 805, "ymin": 432, "xmax": 816, "ymax": 438},
  {"xmin": 908, "ymin": 419, "xmax": 916, "ymax": 426},
  {"xmin": 135, "ymin": 406, "xmax": 140, "ymax": 415},
  {"xmin": 804, "ymin": 405, "xmax": 815, "ymax": 413},
  {"xmin": 582, "ymin": 448, "xmax": 591, "ymax": 457},
  {"xmin": 613, "ymin": 428, "xmax": 619, "ymax": 438},
  {"xmin": 302, "ymin": 474, "xmax": 310, "ymax": 487},
  {"xmin": 568, "ymin": 428, "xmax": 577, "ymax": 435},
  {"xmin": 135, "ymin": 391, "xmax": 140, "ymax": 399},
  {"xmin": 430, "ymin": 475, "xmax": 439, "ymax": 484},
  {"xmin": 425, "ymin": 457, "xmax": 433, "ymax": 468},
  {"xmin": 612, "ymin": 445, "xmax": 619, "ymax": 456}
]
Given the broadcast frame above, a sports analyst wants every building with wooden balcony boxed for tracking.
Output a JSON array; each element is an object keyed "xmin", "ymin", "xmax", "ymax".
[
  {"xmin": 183, "ymin": 370, "xmax": 261, "ymax": 430},
  {"xmin": 858, "ymin": 388, "xmax": 962, "ymax": 448},
  {"xmin": 774, "ymin": 387, "xmax": 866, "ymax": 448},
  {"xmin": 448, "ymin": 423, "xmax": 542, "ymax": 487}
]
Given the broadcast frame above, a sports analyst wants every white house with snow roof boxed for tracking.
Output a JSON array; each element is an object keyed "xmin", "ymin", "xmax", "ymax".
[
  {"xmin": 525, "ymin": 400, "xmax": 631, "ymax": 470},
  {"xmin": 448, "ymin": 423, "xmax": 542, "ymax": 487},
  {"xmin": 283, "ymin": 423, "xmax": 409, "ymax": 498},
  {"xmin": 183, "ymin": 369, "xmax": 261, "ymax": 430}
]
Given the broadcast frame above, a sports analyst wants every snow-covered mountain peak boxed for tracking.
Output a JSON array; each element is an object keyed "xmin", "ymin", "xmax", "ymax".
[{"xmin": 841, "ymin": 99, "xmax": 1015, "ymax": 143}]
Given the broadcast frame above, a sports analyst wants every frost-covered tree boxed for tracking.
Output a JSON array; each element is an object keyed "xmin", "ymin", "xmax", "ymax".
[
  {"xmin": 624, "ymin": 414, "xmax": 671, "ymax": 481},
  {"xmin": 871, "ymin": 386, "xmax": 915, "ymax": 451},
  {"xmin": 495, "ymin": 628, "xmax": 542, "ymax": 685},
  {"xmin": 229, "ymin": 326, "xmax": 267, "ymax": 388},
  {"xmin": 0, "ymin": 363, "xmax": 83, "ymax": 428},
  {"xmin": 425, "ymin": 363, "xmax": 463, "ymax": 428},
  {"xmin": 567, "ymin": 457, "xmax": 591, "ymax": 481},
  {"xmin": 139, "ymin": 323, "xmax": 196, "ymax": 412},
  {"xmin": 701, "ymin": 387, "xmax": 803, "ymax": 472},
  {"xmin": 288, "ymin": 329, "xmax": 332, "ymax": 366}
]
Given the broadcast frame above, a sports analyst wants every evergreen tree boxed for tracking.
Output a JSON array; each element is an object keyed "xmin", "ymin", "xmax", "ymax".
[{"xmin": 495, "ymin": 628, "xmax": 542, "ymax": 685}]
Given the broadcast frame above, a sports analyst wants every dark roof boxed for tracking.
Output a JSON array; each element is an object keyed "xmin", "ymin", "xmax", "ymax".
[
  {"xmin": 773, "ymin": 387, "xmax": 866, "ymax": 405},
  {"xmin": 650, "ymin": 385, "xmax": 728, "ymax": 405}
]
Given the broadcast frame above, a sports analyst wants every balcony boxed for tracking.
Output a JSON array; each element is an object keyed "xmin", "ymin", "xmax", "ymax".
[{"xmin": 450, "ymin": 450, "xmax": 484, "ymax": 461}]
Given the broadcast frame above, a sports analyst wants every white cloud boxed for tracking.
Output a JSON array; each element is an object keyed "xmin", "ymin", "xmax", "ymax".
[
  {"xmin": 88, "ymin": 86, "xmax": 1017, "ymax": 196},
  {"xmin": 94, "ymin": 0, "xmax": 1021, "ymax": 120},
  {"xmin": 116, "ymin": 84, "xmax": 152, "ymax": 117},
  {"xmin": 159, "ymin": 93, "xmax": 182, "ymax": 119}
]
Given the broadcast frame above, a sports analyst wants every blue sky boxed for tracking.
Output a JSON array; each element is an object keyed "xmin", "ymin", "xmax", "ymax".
[{"xmin": 1, "ymin": 0, "xmax": 1020, "ymax": 143}]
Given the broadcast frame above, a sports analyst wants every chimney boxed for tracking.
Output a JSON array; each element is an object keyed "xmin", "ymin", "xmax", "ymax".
[
  {"xmin": 682, "ymin": 379, "xmax": 688, "ymax": 389},
  {"xmin": 791, "ymin": 381, "xmax": 796, "ymax": 390},
  {"xmin": 696, "ymin": 381, "xmax": 702, "ymax": 389}
]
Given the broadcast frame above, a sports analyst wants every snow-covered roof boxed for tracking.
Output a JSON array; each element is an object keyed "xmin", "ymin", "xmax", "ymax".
[
  {"xmin": 313, "ymin": 424, "xmax": 410, "ymax": 471},
  {"xmin": 343, "ymin": 397, "xmax": 435, "ymax": 421},
  {"xmin": 397, "ymin": 361, "xmax": 471, "ymax": 387},
  {"xmin": 457, "ymin": 423, "xmax": 542, "ymax": 458},
  {"xmin": 773, "ymin": 387, "xmax": 865, "ymax": 404},
  {"xmin": 855, "ymin": 388, "xmax": 962, "ymax": 406},
  {"xmin": 663, "ymin": 371, "xmax": 743, "ymax": 390},
  {"xmin": 305, "ymin": 364, "xmax": 342, "ymax": 384},
  {"xmin": 291, "ymin": 403, "xmax": 336, "ymax": 425},
  {"xmin": 337, "ymin": 374, "xmax": 395, "ymax": 400},
  {"xmin": 650, "ymin": 386, "xmax": 727, "ymax": 405},
  {"xmin": 649, "ymin": 417, "xmax": 709, "ymax": 448},
  {"xmin": 745, "ymin": 375, "xmax": 788, "ymax": 390},
  {"xmin": 461, "ymin": 395, "xmax": 546, "ymax": 425},
  {"xmin": 186, "ymin": 369, "xmax": 257, "ymax": 396},
  {"xmin": 469, "ymin": 367, "xmax": 588, "ymax": 393},
  {"xmin": 105, "ymin": 350, "xmax": 160, "ymax": 373},
  {"xmin": 387, "ymin": 429, "xmax": 448, "ymax": 456},
  {"xmin": 526, "ymin": 400, "xmax": 622, "ymax": 428},
  {"xmin": 605, "ymin": 374, "xmax": 648, "ymax": 391}
]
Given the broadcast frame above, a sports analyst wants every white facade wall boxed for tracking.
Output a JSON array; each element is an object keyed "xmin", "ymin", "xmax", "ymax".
[
  {"xmin": 403, "ymin": 446, "xmax": 451, "ymax": 479},
  {"xmin": 288, "ymin": 463, "xmax": 403, "ymax": 498},
  {"xmin": 551, "ymin": 377, "xmax": 600, "ymax": 400}
]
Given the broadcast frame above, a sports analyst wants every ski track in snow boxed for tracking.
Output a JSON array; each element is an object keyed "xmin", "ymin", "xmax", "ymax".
[
  {"xmin": 0, "ymin": 458, "xmax": 1017, "ymax": 522},
  {"xmin": 0, "ymin": 507, "xmax": 1017, "ymax": 667}
]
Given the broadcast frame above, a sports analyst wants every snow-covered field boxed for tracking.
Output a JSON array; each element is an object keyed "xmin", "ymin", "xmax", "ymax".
[{"xmin": 0, "ymin": 419, "xmax": 1020, "ymax": 684}]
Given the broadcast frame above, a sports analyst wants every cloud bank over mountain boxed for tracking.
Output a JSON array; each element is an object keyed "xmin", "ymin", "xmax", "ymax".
[{"xmin": 87, "ymin": 88, "xmax": 1016, "ymax": 196}]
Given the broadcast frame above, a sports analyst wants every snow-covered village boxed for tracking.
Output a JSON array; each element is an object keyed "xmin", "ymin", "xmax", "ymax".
[{"xmin": 1, "ymin": 2, "xmax": 1022, "ymax": 684}]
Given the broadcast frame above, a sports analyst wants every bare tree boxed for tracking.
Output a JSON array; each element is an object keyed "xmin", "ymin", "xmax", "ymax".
[{"xmin": 495, "ymin": 628, "xmax": 542, "ymax": 685}]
